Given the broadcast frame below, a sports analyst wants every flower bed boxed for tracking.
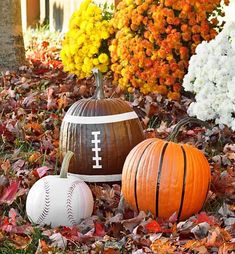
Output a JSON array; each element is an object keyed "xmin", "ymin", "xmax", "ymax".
[
  {"xmin": 183, "ymin": 21, "xmax": 235, "ymax": 130},
  {"xmin": 60, "ymin": 0, "xmax": 112, "ymax": 78},
  {"xmin": 109, "ymin": 0, "xmax": 229, "ymax": 99}
]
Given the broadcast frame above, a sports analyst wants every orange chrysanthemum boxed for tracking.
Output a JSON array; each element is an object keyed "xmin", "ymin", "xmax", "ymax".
[{"xmin": 110, "ymin": 0, "xmax": 229, "ymax": 100}]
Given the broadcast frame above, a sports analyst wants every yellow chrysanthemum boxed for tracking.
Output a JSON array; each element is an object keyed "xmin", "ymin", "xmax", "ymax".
[
  {"xmin": 61, "ymin": 0, "xmax": 112, "ymax": 78},
  {"xmin": 98, "ymin": 53, "xmax": 109, "ymax": 64}
]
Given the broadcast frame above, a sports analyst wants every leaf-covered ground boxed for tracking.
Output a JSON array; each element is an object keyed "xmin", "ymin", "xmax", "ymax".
[{"xmin": 0, "ymin": 30, "xmax": 234, "ymax": 253}]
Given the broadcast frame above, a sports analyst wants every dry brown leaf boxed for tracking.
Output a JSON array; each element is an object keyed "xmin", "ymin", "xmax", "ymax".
[
  {"xmin": 1, "ymin": 160, "xmax": 11, "ymax": 174},
  {"xmin": 226, "ymin": 152, "xmax": 235, "ymax": 160},
  {"xmin": 151, "ymin": 238, "xmax": 176, "ymax": 254},
  {"xmin": 218, "ymin": 242, "xmax": 235, "ymax": 254},
  {"xmin": 0, "ymin": 230, "xmax": 5, "ymax": 242},
  {"xmin": 9, "ymin": 234, "xmax": 32, "ymax": 249},
  {"xmin": 193, "ymin": 246, "xmax": 209, "ymax": 254},
  {"xmin": 57, "ymin": 95, "xmax": 68, "ymax": 109},
  {"xmin": 28, "ymin": 151, "xmax": 42, "ymax": 164},
  {"xmin": 191, "ymin": 222, "xmax": 211, "ymax": 239},
  {"xmin": 122, "ymin": 211, "xmax": 146, "ymax": 233},
  {"xmin": 24, "ymin": 122, "xmax": 44, "ymax": 134},
  {"xmin": 183, "ymin": 239, "xmax": 204, "ymax": 249},
  {"xmin": 223, "ymin": 144, "xmax": 235, "ymax": 153},
  {"xmin": 206, "ymin": 227, "xmax": 232, "ymax": 247}
]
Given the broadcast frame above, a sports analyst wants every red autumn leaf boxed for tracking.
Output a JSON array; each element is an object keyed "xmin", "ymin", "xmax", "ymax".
[
  {"xmin": 193, "ymin": 212, "xmax": 217, "ymax": 226},
  {"xmin": 93, "ymin": 221, "xmax": 106, "ymax": 237},
  {"xmin": 104, "ymin": 248, "xmax": 121, "ymax": 254},
  {"xmin": 35, "ymin": 166, "xmax": 50, "ymax": 178},
  {"xmin": 60, "ymin": 226, "xmax": 81, "ymax": 241},
  {"xmin": 145, "ymin": 220, "xmax": 162, "ymax": 233},
  {"xmin": 0, "ymin": 180, "xmax": 20, "ymax": 205},
  {"xmin": 0, "ymin": 209, "xmax": 33, "ymax": 234},
  {"xmin": 33, "ymin": 67, "xmax": 49, "ymax": 75}
]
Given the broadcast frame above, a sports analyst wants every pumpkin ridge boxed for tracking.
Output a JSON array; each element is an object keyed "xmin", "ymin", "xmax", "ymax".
[
  {"xmin": 155, "ymin": 142, "xmax": 168, "ymax": 217},
  {"xmin": 82, "ymin": 99, "xmax": 94, "ymax": 117},
  {"xmin": 123, "ymin": 119, "xmax": 132, "ymax": 151},
  {"xmin": 36, "ymin": 179, "xmax": 50, "ymax": 225},
  {"xmin": 70, "ymin": 99, "xmax": 88, "ymax": 116},
  {"xmin": 177, "ymin": 146, "xmax": 187, "ymax": 221},
  {"xmin": 114, "ymin": 99, "xmax": 132, "ymax": 114},
  {"xmin": 66, "ymin": 180, "xmax": 83, "ymax": 226},
  {"xmin": 134, "ymin": 140, "xmax": 156, "ymax": 212},
  {"xmin": 195, "ymin": 148, "xmax": 211, "ymax": 212}
]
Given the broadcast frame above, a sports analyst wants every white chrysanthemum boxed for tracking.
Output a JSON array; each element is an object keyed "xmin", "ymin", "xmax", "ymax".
[{"xmin": 183, "ymin": 21, "xmax": 235, "ymax": 130}]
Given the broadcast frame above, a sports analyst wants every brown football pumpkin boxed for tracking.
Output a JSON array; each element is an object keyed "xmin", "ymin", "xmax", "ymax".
[
  {"xmin": 59, "ymin": 69, "xmax": 144, "ymax": 182},
  {"xmin": 122, "ymin": 117, "xmax": 211, "ymax": 220}
]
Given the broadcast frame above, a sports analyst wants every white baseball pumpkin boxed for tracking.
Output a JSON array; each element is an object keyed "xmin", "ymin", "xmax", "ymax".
[{"xmin": 26, "ymin": 151, "xmax": 94, "ymax": 227}]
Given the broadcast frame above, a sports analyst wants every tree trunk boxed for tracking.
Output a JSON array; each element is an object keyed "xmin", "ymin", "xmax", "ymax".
[{"xmin": 0, "ymin": 0, "xmax": 26, "ymax": 71}]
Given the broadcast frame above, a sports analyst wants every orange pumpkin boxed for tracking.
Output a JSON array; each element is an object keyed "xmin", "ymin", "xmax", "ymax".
[{"xmin": 122, "ymin": 118, "xmax": 211, "ymax": 221}]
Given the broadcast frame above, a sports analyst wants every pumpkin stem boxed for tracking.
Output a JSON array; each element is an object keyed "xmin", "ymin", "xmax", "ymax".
[
  {"xmin": 60, "ymin": 151, "xmax": 74, "ymax": 178},
  {"xmin": 167, "ymin": 117, "xmax": 209, "ymax": 142},
  {"xmin": 92, "ymin": 68, "xmax": 105, "ymax": 99}
]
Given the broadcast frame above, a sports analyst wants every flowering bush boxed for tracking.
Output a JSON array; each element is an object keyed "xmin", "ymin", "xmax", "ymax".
[
  {"xmin": 60, "ymin": 0, "xmax": 113, "ymax": 79},
  {"xmin": 109, "ymin": 0, "xmax": 229, "ymax": 100},
  {"xmin": 183, "ymin": 21, "xmax": 235, "ymax": 130}
]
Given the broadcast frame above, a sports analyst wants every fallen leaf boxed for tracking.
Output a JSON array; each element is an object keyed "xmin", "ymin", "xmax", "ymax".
[
  {"xmin": 59, "ymin": 226, "xmax": 82, "ymax": 242},
  {"xmin": 145, "ymin": 220, "xmax": 162, "ymax": 233},
  {"xmin": 122, "ymin": 211, "xmax": 147, "ymax": 232},
  {"xmin": 108, "ymin": 222, "xmax": 124, "ymax": 238},
  {"xmin": 193, "ymin": 212, "xmax": 218, "ymax": 226},
  {"xmin": 151, "ymin": 238, "xmax": 176, "ymax": 254},
  {"xmin": 57, "ymin": 95, "xmax": 68, "ymax": 109},
  {"xmin": 107, "ymin": 213, "xmax": 123, "ymax": 224},
  {"xmin": 50, "ymin": 232, "xmax": 67, "ymax": 249},
  {"xmin": 12, "ymin": 159, "xmax": 25, "ymax": 172},
  {"xmin": 8, "ymin": 234, "xmax": 32, "ymax": 249},
  {"xmin": 0, "ymin": 180, "xmax": 20, "ymax": 205},
  {"xmin": 0, "ymin": 231, "xmax": 4, "ymax": 242},
  {"xmin": 177, "ymin": 220, "xmax": 194, "ymax": 232},
  {"xmin": 25, "ymin": 122, "xmax": 44, "ymax": 134},
  {"xmin": 35, "ymin": 166, "xmax": 50, "ymax": 178},
  {"xmin": 28, "ymin": 152, "xmax": 42, "ymax": 164},
  {"xmin": 104, "ymin": 248, "xmax": 121, "ymax": 254},
  {"xmin": 0, "ymin": 175, "xmax": 9, "ymax": 196},
  {"xmin": 206, "ymin": 227, "xmax": 232, "ymax": 247},
  {"xmin": 8, "ymin": 208, "xmax": 18, "ymax": 226},
  {"xmin": 191, "ymin": 222, "xmax": 210, "ymax": 239},
  {"xmin": 35, "ymin": 240, "xmax": 52, "ymax": 254},
  {"xmin": 218, "ymin": 242, "xmax": 235, "ymax": 254},
  {"xmin": 1, "ymin": 159, "xmax": 11, "ymax": 174},
  {"xmin": 226, "ymin": 152, "xmax": 235, "ymax": 160},
  {"xmin": 183, "ymin": 239, "xmax": 204, "ymax": 250},
  {"xmin": 47, "ymin": 87, "xmax": 57, "ymax": 110},
  {"xmin": 223, "ymin": 144, "xmax": 235, "ymax": 153},
  {"xmin": 94, "ymin": 221, "xmax": 106, "ymax": 237}
]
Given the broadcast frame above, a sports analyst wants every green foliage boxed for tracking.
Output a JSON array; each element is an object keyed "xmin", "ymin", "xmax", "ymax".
[
  {"xmin": 0, "ymin": 228, "xmax": 43, "ymax": 254},
  {"xmin": 100, "ymin": 2, "xmax": 114, "ymax": 20}
]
